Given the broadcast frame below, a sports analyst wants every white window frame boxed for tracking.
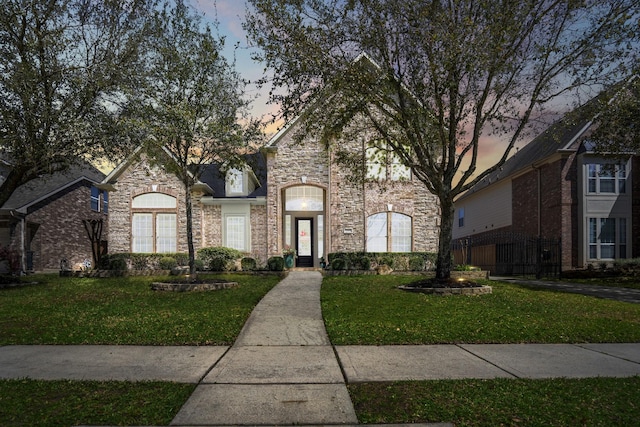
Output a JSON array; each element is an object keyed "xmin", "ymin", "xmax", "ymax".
[
  {"xmin": 588, "ymin": 217, "xmax": 628, "ymax": 261},
  {"xmin": 366, "ymin": 212, "xmax": 412, "ymax": 252},
  {"xmin": 131, "ymin": 193, "xmax": 177, "ymax": 253},
  {"xmin": 586, "ymin": 161, "xmax": 627, "ymax": 195},
  {"xmin": 226, "ymin": 168, "xmax": 245, "ymax": 196},
  {"xmin": 224, "ymin": 214, "xmax": 248, "ymax": 251},
  {"xmin": 365, "ymin": 142, "xmax": 411, "ymax": 181}
]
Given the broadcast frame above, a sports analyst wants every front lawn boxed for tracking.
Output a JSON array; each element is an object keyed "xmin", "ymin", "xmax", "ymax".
[
  {"xmin": 350, "ymin": 377, "xmax": 640, "ymax": 426},
  {"xmin": 0, "ymin": 273, "xmax": 280, "ymax": 345},
  {"xmin": 0, "ymin": 379, "xmax": 193, "ymax": 427},
  {"xmin": 321, "ymin": 275, "xmax": 640, "ymax": 344}
]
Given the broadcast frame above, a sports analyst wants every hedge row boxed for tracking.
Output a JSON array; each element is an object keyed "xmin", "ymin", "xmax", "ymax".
[
  {"xmin": 327, "ymin": 252, "xmax": 437, "ymax": 271},
  {"xmin": 100, "ymin": 248, "xmax": 261, "ymax": 272}
]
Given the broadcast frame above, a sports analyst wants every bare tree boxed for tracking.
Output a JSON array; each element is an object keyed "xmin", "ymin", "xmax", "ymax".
[{"xmin": 245, "ymin": 0, "xmax": 639, "ymax": 280}]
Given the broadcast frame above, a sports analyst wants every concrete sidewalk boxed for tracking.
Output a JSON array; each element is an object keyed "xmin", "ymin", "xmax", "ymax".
[
  {"xmin": 2, "ymin": 343, "xmax": 639, "ymax": 383},
  {"xmin": 1, "ymin": 271, "xmax": 639, "ymax": 426}
]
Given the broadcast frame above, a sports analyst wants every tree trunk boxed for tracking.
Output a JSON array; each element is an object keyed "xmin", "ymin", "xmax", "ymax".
[
  {"xmin": 435, "ymin": 195, "xmax": 455, "ymax": 281},
  {"xmin": 185, "ymin": 182, "xmax": 196, "ymax": 276}
]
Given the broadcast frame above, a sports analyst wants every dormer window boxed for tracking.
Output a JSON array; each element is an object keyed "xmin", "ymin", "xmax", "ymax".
[{"xmin": 226, "ymin": 168, "xmax": 245, "ymax": 195}]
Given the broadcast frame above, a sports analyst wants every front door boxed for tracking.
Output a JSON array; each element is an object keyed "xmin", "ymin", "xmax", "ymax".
[{"xmin": 296, "ymin": 218, "xmax": 314, "ymax": 267}]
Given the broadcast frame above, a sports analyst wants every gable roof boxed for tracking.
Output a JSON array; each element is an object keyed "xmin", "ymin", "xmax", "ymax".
[
  {"xmin": 1, "ymin": 161, "xmax": 105, "ymax": 213},
  {"xmin": 198, "ymin": 151, "xmax": 267, "ymax": 198},
  {"xmin": 457, "ymin": 96, "xmax": 602, "ymax": 200}
]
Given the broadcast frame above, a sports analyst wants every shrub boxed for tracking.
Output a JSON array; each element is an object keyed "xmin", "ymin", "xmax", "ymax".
[
  {"xmin": 175, "ymin": 253, "xmax": 190, "ymax": 266},
  {"xmin": 379, "ymin": 256, "xmax": 395, "ymax": 268},
  {"xmin": 356, "ymin": 256, "xmax": 371, "ymax": 270},
  {"xmin": 267, "ymin": 256, "xmax": 285, "ymax": 271},
  {"xmin": 241, "ymin": 257, "xmax": 257, "ymax": 271},
  {"xmin": 209, "ymin": 257, "xmax": 228, "ymax": 272},
  {"xmin": 198, "ymin": 247, "xmax": 243, "ymax": 268},
  {"xmin": 409, "ymin": 255, "xmax": 425, "ymax": 271},
  {"xmin": 331, "ymin": 258, "xmax": 347, "ymax": 270},
  {"xmin": 194, "ymin": 259, "xmax": 205, "ymax": 271},
  {"xmin": 109, "ymin": 256, "xmax": 128, "ymax": 271},
  {"xmin": 158, "ymin": 256, "xmax": 178, "ymax": 270}
]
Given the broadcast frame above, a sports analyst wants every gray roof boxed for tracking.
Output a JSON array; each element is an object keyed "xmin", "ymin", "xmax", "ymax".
[
  {"xmin": 460, "ymin": 99, "xmax": 597, "ymax": 199},
  {"xmin": 2, "ymin": 161, "xmax": 105, "ymax": 212}
]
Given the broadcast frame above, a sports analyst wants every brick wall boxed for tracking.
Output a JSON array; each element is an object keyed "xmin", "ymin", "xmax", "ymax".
[
  {"xmin": 26, "ymin": 182, "xmax": 107, "ymax": 270},
  {"xmin": 511, "ymin": 154, "xmax": 579, "ymax": 269}
]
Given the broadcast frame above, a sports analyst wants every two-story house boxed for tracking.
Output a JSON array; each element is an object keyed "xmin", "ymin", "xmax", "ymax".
[{"xmin": 453, "ymin": 93, "xmax": 639, "ymax": 272}]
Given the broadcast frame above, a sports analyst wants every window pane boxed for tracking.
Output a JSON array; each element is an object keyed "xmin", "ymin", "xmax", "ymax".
[
  {"xmin": 589, "ymin": 218, "xmax": 597, "ymax": 244},
  {"xmin": 132, "ymin": 193, "xmax": 176, "ymax": 208},
  {"xmin": 132, "ymin": 214, "xmax": 153, "ymax": 253},
  {"xmin": 227, "ymin": 168, "xmax": 244, "ymax": 194},
  {"xmin": 285, "ymin": 215, "xmax": 291, "ymax": 246},
  {"xmin": 367, "ymin": 213, "xmax": 387, "ymax": 252},
  {"xmin": 600, "ymin": 218, "xmax": 615, "ymax": 259},
  {"xmin": 285, "ymin": 186, "xmax": 324, "ymax": 211},
  {"xmin": 156, "ymin": 213, "xmax": 176, "ymax": 253},
  {"xmin": 317, "ymin": 215, "xmax": 324, "ymax": 258},
  {"xmin": 391, "ymin": 213, "xmax": 412, "ymax": 252},
  {"xmin": 366, "ymin": 146, "xmax": 386, "ymax": 180},
  {"xmin": 102, "ymin": 191, "xmax": 108, "ymax": 214},
  {"xmin": 91, "ymin": 186, "xmax": 100, "ymax": 211},
  {"xmin": 226, "ymin": 216, "xmax": 246, "ymax": 251}
]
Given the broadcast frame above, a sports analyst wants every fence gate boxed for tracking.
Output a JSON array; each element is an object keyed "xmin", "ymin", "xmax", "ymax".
[{"xmin": 452, "ymin": 232, "xmax": 561, "ymax": 279}]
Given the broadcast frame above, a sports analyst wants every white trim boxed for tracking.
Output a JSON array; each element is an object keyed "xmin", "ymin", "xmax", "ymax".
[{"xmin": 200, "ymin": 196, "xmax": 266, "ymax": 206}]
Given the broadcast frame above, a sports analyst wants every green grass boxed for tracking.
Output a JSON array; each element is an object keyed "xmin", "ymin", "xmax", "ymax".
[
  {"xmin": 0, "ymin": 379, "xmax": 194, "ymax": 427},
  {"xmin": 349, "ymin": 377, "xmax": 640, "ymax": 426},
  {"xmin": 0, "ymin": 273, "xmax": 281, "ymax": 345},
  {"xmin": 321, "ymin": 275, "xmax": 640, "ymax": 344}
]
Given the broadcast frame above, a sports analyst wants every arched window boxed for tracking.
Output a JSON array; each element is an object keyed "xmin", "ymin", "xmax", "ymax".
[
  {"xmin": 366, "ymin": 212, "xmax": 412, "ymax": 252},
  {"xmin": 131, "ymin": 193, "xmax": 177, "ymax": 253},
  {"xmin": 285, "ymin": 186, "xmax": 324, "ymax": 211}
]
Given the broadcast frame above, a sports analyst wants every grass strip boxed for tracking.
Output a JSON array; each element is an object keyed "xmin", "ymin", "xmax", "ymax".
[
  {"xmin": 349, "ymin": 377, "xmax": 640, "ymax": 426},
  {"xmin": 0, "ymin": 273, "xmax": 281, "ymax": 345},
  {"xmin": 322, "ymin": 275, "xmax": 640, "ymax": 344},
  {"xmin": 0, "ymin": 379, "xmax": 194, "ymax": 426}
]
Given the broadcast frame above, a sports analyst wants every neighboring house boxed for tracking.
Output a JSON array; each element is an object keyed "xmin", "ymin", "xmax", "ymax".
[
  {"xmin": 453, "ymin": 95, "xmax": 639, "ymax": 271},
  {"xmin": 103, "ymin": 125, "xmax": 441, "ymax": 268},
  {"xmin": 0, "ymin": 162, "xmax": 108, "ymax": 272}
]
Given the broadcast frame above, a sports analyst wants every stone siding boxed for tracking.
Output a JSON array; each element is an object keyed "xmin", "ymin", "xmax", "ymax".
[
  {"xmin": 266, "ymin": 126, "xmax": 440, "ymax": 260},
  {"xmin": 108, "ymin": 153, "xmax": 188, "ymax": 253}
]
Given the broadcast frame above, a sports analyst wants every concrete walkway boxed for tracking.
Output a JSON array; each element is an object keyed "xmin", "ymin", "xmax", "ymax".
[
  {"xmin": 170, "ymin": 271, "xmax": 358, "ymax": 426},
  {"xmin": 1, "ymin": 271, "xmax": 640, "ymax": 426}
]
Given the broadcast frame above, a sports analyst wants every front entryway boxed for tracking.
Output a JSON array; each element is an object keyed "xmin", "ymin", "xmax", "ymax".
[
  {"xmin": 282, "ymin": 185, "xmax": 325, "ymax": 268},
  {"xmin": 296, "ymin": 218, "xmax": 314, "ymax": 267}
]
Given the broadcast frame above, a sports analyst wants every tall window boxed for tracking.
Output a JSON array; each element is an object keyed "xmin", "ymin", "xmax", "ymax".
[
  {"xmin": 90, "ymin": 186, "xmax": 108, "ymax": 214},
  {"xmin": 458, "ymin": 207, "xmax": 465, "ymax": 227},
  {"xmin": 588, "ymin": 217, "xmax": 627, "ymax": 260},
  {"xmin": 225, "ymin": 215, "xmax": 246, "ymax": 251},
  {"xmin": 587, "ymin": 162, "xmax": 627, "ymax": 194},
  {"xmin": 366, "ymin": 142, "xmax": 411, "ymax": 181},
  {"xmin": 366, "ymin": 212, "xmax": 412, "ymax": 252},
  {"xmin": 132, "ymin": 193, "xmax": 177, "ymax": 253}
]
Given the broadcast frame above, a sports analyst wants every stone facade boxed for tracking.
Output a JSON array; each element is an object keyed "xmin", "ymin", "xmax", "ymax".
[
  {"xmin": 105, "ymin": 131, "xmax": 440, "ymax": 268},
  {"xmin": 265, "ymin": 126, "xmax": 440, "ymax": 266}
]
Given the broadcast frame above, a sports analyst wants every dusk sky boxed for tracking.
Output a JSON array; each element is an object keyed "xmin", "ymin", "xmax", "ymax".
[{"xmin": 190, "ymin": 0, "xmax": 564, "ymax": 173}]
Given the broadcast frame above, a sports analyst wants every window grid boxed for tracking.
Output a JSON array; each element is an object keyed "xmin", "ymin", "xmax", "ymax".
[
  {"xmin": 285, "ymin": 186, "xmax": 324, "ymax": 211},
  {"xmin": 587, "ymin": 163, "xmax": 627, "ymax": 194},
  {"xmin": 225, "ymin": 216, "xmax": 246, "ymax": 251},
  {"xmin": 588, "ymin": 217, "xmax": 628, "ymax": 260},
  {"xmin": 367, "ymin": 212, "xmax": 412, "ymax": 253}
]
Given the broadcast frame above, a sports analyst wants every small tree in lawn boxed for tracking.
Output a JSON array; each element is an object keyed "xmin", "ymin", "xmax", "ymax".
[
  {"xmin": 129, "ymin": 1, "xmax": 260, "ymax": 276},
  {"xmin": 245, "ymin": 0, "xmax": 639, "ymax": 281}
]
